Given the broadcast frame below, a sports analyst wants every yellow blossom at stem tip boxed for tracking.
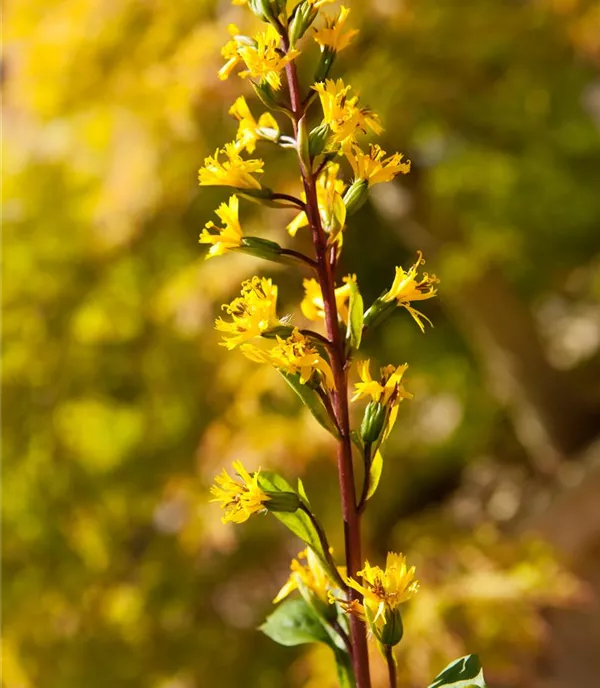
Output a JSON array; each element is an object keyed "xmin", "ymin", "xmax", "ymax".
[
  {"xmin": 314, "ymin": 6, "xmax": 359, "ymax": 53},
  {"xmin": 229, "ymin": 96, "xmax": 279, "ymax": 154},
  {"xmin": 383, "ymin": 251, "xmax": 439, "ymax": 332},
  {"xmin": 198, "ymin": 142, "xmax": 264, "ymax": 189},
  {"xmin": 352, "ymin": 360, "xmax": 412, "ymax": 406},
  {"xmin": 210, "ymin": 460, "xmax": 270, "ymax": 524},
  {"xmin": 199, "ymin": 195, "xmax": 243, "ymax": 258},
  {"xmin": 274, "ymin": 548, "xmax": 335, "ymax": 606},
  {"xmin": 219, "ymin": 24, "xmax": 300, "ymax": 91},
  {"xmin": 216, "ymin": 276, "xmax": 280, "ymax": 349}
]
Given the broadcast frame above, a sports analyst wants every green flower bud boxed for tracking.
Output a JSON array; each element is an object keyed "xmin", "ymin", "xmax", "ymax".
[
  {"xmin": 252, "ymin": 81, "xmax": 289, "ymax": 115},
  {"xmin": 343, "ymin": 178, "xmax": 369, "ymax": 216},
  {"xmin": 360, "ymin": 401, "xmax": 386, "ymax": 445},
  {"xmin": 239, "ymin": 236, "xmax": 283, "ymax": 261},
  {"xmin": 297, "ymin": 117, "xmax": 311, "ymax": 172},
  {"xmin": 308, "ymin": 123, "xmax": 331, "ymax": 158},
  {"xmin": 315, "ymin": 47, "xmax": 336, "ymax": 82},
  {"xmin": 289, "ymin": 2, "xmax": 318, "ymax": 46},
  {"xmin": 362, "ymin": 296, "xmax": 396, "ymax": 330},
  {"xmin": 380, "ymin": 608, "xmax": 404, "ymax": 647},
  {"xmin": 262, "ymin": 325, "xmax": 294, "ymax": 340},
  {"xmin": 264, "ymin": 490, "xmax": 302, "ymax": 513}
]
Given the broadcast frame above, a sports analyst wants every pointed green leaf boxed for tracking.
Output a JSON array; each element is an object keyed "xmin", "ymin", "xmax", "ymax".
[
  {"xmin": 297, "ymin": 477, "xmax": 311, "ymax": 507},
  {"xmin": 346, "ymin": 279, "xmax": 364, "ymax": 350},
  {"xmin": 260, "ymin": 598, "xmax": 332, "ymax": 647},
  {"xmin": 427, "ymin": 655, "xmax": 486, "ymax": 688},
  {"xmin": 365, "ymin": 449, "xmax": 384, "ymax": 502},
  {"xmin": 278, "ymin": 370, "xmax": 339, "ymax": 438},
  {"xmin": 333, "ymin": 648, "xmax": 356, "ymax": 688}
]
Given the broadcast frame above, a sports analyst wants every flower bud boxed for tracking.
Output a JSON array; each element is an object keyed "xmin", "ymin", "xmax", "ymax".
[
  {"xmin": 252, "ymin": 81, "xmax": 289, "ymax": 115},
  {"xmin": 360, "ymin": 401, "xmax": 386, "ymax": 445},
  {"xmin": 289, "ymin": 2, "xmax": 318, "ymax": 46},
  {"xmin": 308, "ymin": 123, "xmax": 331, "ymax": 158},
  {"xmin": 239, "ymin": 236, "xmax": 283, "ymax": 261},
  {"xmin": 343, "ymin": 178, "xmax": 369, "ymax": 216},
  {"xmin": 380, "ymin": 608, "xmax": 404, "ymax": 647},
  {"xmin": 362, "ymin": 297, "xmax": 396, "ymax": 331},
  {"xmin": 297, "ymin": 117, "xmax": 311, "ymax": 172},
  {"xmin": 315, "ymin": 47, "xmax": 336, "ymax": 83},
  {"xmin": 263, "ymin": 490, "xmax": 301, "ymax": 513},
  {"xmin": 262, "ymin": 325, "xmax": 294, "ymax": 340}
]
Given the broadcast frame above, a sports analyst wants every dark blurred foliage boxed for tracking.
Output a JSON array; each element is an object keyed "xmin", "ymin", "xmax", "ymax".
[{"xmin": 3, "ymin": 1, "xmax": 600, "ymax": 687}]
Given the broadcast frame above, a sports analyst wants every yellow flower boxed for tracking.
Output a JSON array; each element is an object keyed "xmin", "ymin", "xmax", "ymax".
[
  {"xmin": 199, "ymin": 195, "xmax": 243, "ymax": 258},
  {"xmin": 314, "ymin": 6, "xmax": 359, "ymax": 53},
  {"xmin": 229, "ymin": 96, "xmax": 280, "ymax": 154},
  {"xmin": 300, "ymin": 275, "xmax": 355, "ymax": 324},
  {"xmin": 216, "ymin": 276, "xmax": 280, "ymax": 349},
  {"xmin": 273, "ymin": 548, "xmax": 333, "ymax": 606},
  {"xmin": 352, "ymin": 360, "xmax": 412, "ymax": 406},
  {"xmin": 219, "ymin": 24, "xmax": 300, "ymax": 90},
  {"xmin": 242, "ymin": 328, "xmax": 335, "ymax": 389},
  {"xmin": 383, "ymin": 251, "xmax": 439, "ymax": 332},
  {"xmin": 307, "ymin": 0, "xmax": 337, "ymax": 7},
  {"xmin": 210, "ymin": 460, "xmax": 270, "ymax": 524},
  {"xmin": 198, "ymin": 142, "xmax": 264, "ymax": 189},
  {"xmin": 287, "ymin": 163, "xmax": 347, "ymax": 240},
  {"xmin": 313, "ymin": 79, "xmax": 383, "ymax": 146},
  {"xmin": 345, "ymin": 142, "xmax": 411, "ymax": 186},
  {"xmin": 346, "ymin": 552, "xmax": 419, "ymax": 624}
]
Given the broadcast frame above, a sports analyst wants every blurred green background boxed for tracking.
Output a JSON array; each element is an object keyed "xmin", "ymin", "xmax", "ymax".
[{"xmin": 3, "ymin": 1, "xmax": 600, "ymax": 686}]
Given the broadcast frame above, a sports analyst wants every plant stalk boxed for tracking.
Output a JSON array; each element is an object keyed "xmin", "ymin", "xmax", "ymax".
[
  {"xmin": 385, "ymin": 645, "xmax": 397, "ymax": 688},
  {"xmin": 281, "ymin": 34, "xmax": 372, "ymax": 688}
]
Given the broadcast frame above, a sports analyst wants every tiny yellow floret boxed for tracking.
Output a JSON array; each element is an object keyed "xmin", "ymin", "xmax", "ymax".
[
  {"xmin": 210, "ymin": 460, "xmax": 270, "ymax": 524},
  {"xmin": 314, "ymin": 6, "xmax": 359, "ymax": 53},
  {"xmin": 274, "ymin": 548, "xmax": 333, "ymax": 606},
  {"xmin": 198, "ymin": 142, "xmax": 264, "ymax": 189},
  {"xmin": 301, "ymin": 275, "xmax": 355, "ymax": 324},
  {"xmin": 216, "ymin": 276, "xmax": 280, "ymax": 349},
  {"xmin": 199, "ymin": 195, "xmax": 243, "ymax": 258},
  {"xmin": 242, "ymin": 328, "xmax": 335, "ymax": 389},
  {"xmin": 345, "ymin": 142, "xmax": 411, "ymax": 186},
  {"xmin": 313, "ymin": 79, "xmax": 383, "ymax": 146},
  {"xmin": 352, "ymin": 360, "xmax": 412, "ymax": 406},
  {"xmin": 383, "ymin": 251, "xmax": 439, "ymax": 332},
  {"xmin": 229, "ymin": 96, "xmax": 280, "ymax": 154},
  {"xmin": 346, "ymin": 552, "xmax": 419, "ymax": 624}
]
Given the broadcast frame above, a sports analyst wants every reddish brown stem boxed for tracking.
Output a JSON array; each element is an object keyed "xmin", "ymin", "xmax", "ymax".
[{"xmin": 281, "ymin": 33, "xmax": 372, "ymax": 688}]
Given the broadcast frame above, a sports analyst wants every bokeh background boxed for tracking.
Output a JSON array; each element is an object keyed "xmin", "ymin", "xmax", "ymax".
[{"xmin": 3, "ymin": 1, "xmax": 600, "ymax": 686}]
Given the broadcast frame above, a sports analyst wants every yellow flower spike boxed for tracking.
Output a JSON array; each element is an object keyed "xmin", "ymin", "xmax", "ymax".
[
  {"xmin": 345, "ymin": 142, "xmax": 411, "ymax": 187},
  {"xmin": 273, "ymin": 548, "xmax": 332, "ymax": 606},
  {"xmin": 210, "ymin": 460, "xmax": 270, "ymax": 524},
  {"xmin": 346, "ymin": 552, "xmax": 419, "ymax": 626},
  {"xmin": 314, "ymin": 6, "xmax": 359, "ymax": 54},
  {"xmin": 198, "ymin": 143, "xmax": 264, "ymax": 189},
  {"xmin": 287, "ymin": 163, "xmax": 347, "ymax": 238},
  {"xmin": 383, "ymin": 251, "xmax": 440, "ymax": 332},
  {"xmin": 216, "ymin": 276, "xmax": 281, "ymax": 349},
  {"xmin": 313, "ymin": 79, "xmax": 383, "ymax": 146},
  {"xmin": 199, "ymin": 195, "xmax": 243, "ymax": 258},
  {"xmin": 301, "ymin": 275, "xmax": 354, "ymax": 324},
  {"xmin": 241, "ymin": 328, "xmax": 335, "ymax": 389},
  {"xmin": 229, "ymin": 96, "xmax": 280, "ymax": 154}
]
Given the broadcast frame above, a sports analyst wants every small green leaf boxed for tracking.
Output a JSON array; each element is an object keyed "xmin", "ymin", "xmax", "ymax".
[
  {"xmin": 297, "ymin": 477, "xmax": 311, "ymax": 507},
  {"xmin": 278, "ymin": 370, "xmax": 339, "ymax": 438},
  {"xmin": 259, "ymin": 598, "xmax": 332, "ymax": 647},
  {"xmin": 346, "ymin": 279, "xmax": 364, "ymax": 350},
  {"xmin": 257, "ymin": 471, "xmax": 295, "ymax": 494},
  {"xmin": 365, "ymin": 449, "xmax": 383, "ymax": 502},
  {"xmin": 427, "ymin": 655, "xmax": 486, "ymax": 688}
]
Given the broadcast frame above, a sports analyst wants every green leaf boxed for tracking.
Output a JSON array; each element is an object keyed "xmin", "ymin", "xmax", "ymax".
[
  {"xmin": 257, "ymin": 470, "xmax": 295, "ymax": 494},
  {"xmin": 333, "ymin": 648, "xmax": 356, "ymax": 688},
  {"xmin": 365, "ymin": 449, "xmax": 384, "ymax": 502},
  {"xmin": 259, "ymin": 598, "xmax": 332, "ymax": 647},
  {"xmin": 297, "ymin": 477, "xmax": 311, "ymax": 507},
  {"xmin": 346, "ymin": 279, "xmax": 364, "ymax": 350},
  {"xmin": 427, "ymin": 655, "xmax": 486, "ymax": 688},
  {"xmin": 278, "ymin": 370, "xmax": 339, "ymax": 438}
]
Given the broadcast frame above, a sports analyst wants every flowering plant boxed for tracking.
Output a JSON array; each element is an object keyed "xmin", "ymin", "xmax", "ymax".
[{"xmin": 202, "ymin": 2, "xmax": 486, "ymax": 686}]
